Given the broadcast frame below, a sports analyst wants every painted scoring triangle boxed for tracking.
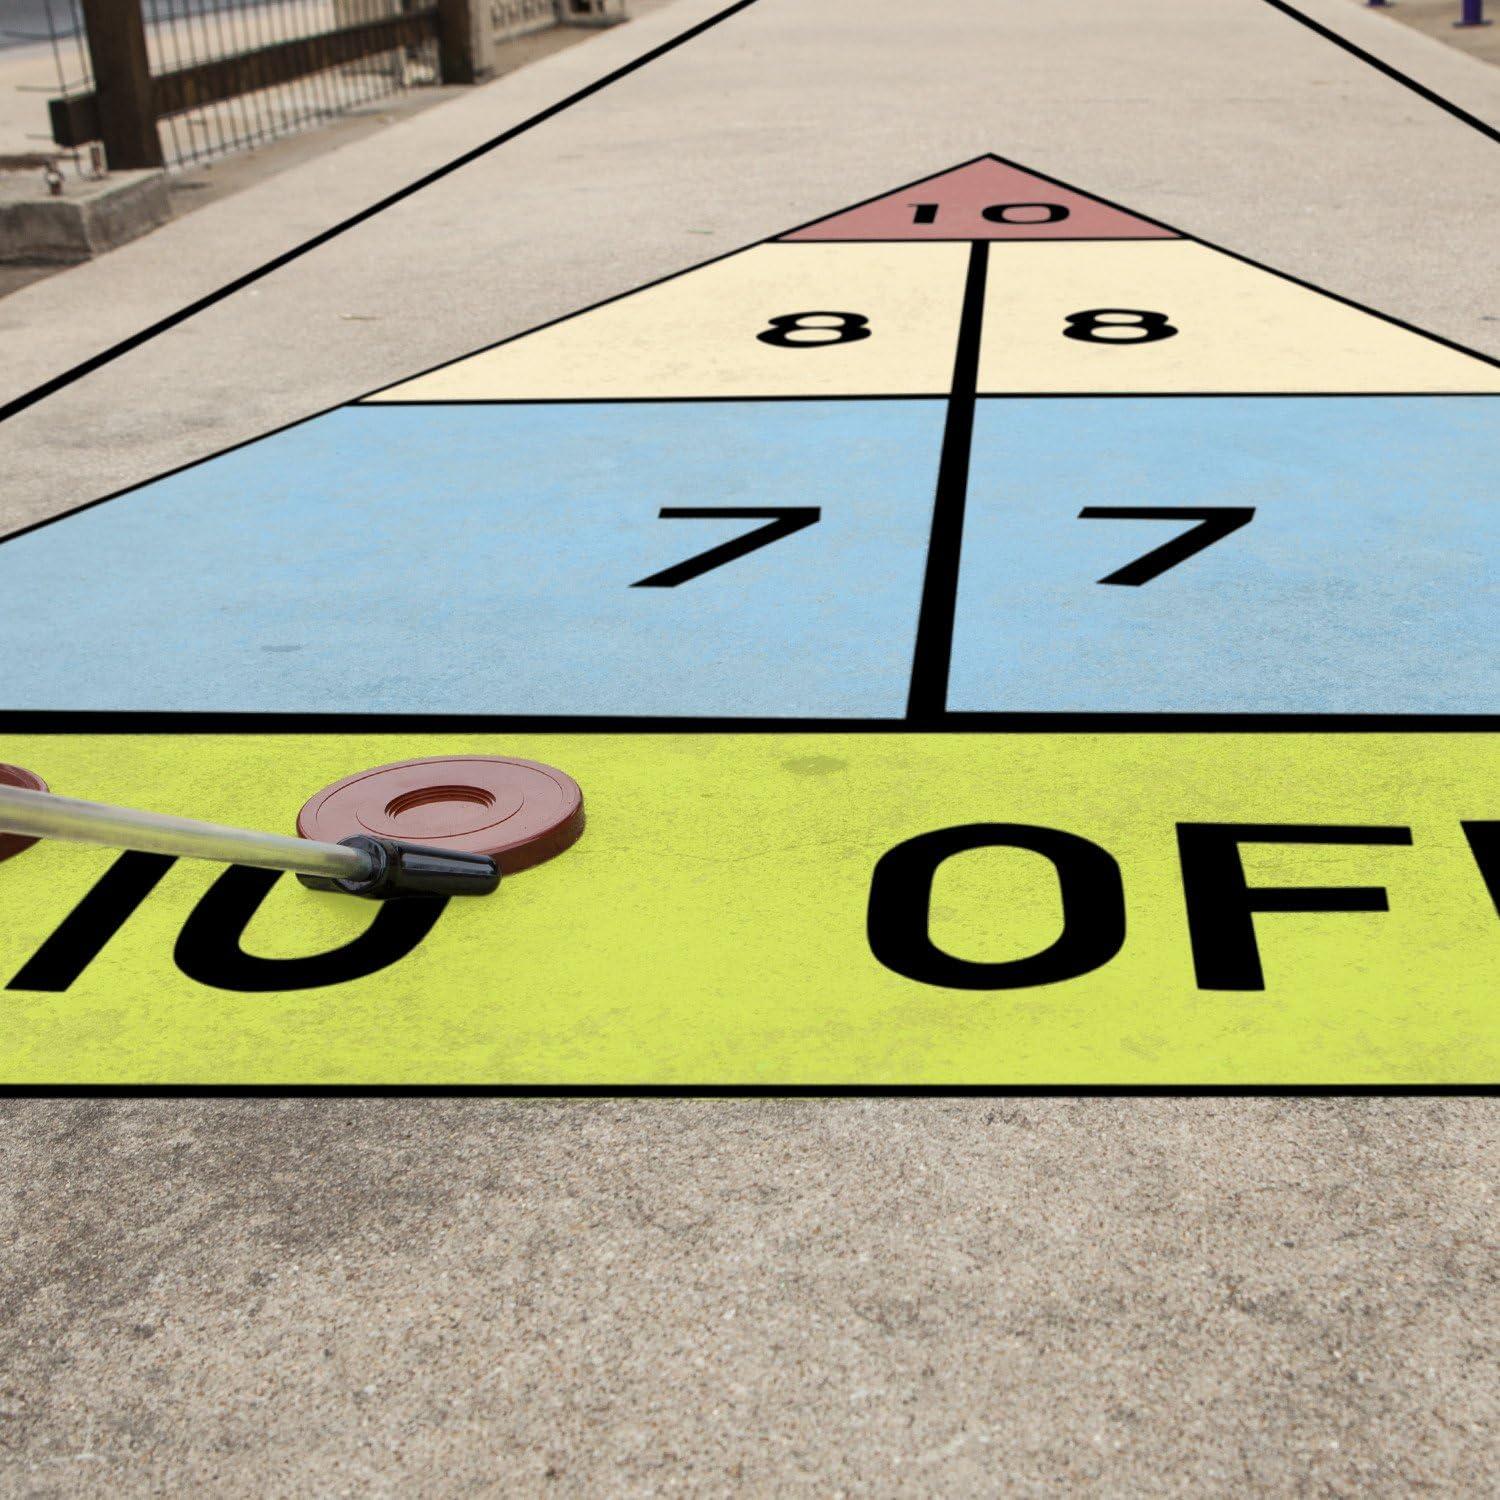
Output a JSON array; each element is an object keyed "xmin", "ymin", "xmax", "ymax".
[
  {"xmin": 348, "ymin": 150, "xmax": 1500, "ymax": 402},
  {"xmin": 780, "ymin": 156, "xmax": 1178, "ymax": 242}
]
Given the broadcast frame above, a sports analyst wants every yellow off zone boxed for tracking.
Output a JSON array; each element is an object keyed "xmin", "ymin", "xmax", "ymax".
[
  {"xmin": 0, "ymin": 733, "xmax": 1493, "ymax": 1085},
  {"xmin": 365, "ymin": 243, "xmax": 970, "ymax": 400},
  {"xmin": 978, "ymin": 241, "xmax": 1500, "ymax": 392}
]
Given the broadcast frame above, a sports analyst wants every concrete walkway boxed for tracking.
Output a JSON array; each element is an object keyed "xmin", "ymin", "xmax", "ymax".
[{"xmin": 0, "ymin": 1, "xmax": 1496, "ymax": 1491}]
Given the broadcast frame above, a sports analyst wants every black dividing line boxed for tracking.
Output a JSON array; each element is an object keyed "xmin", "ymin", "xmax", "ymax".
[
  {"xmin": 0, "ymin": 1084, "xmax": 1491, "ymax": 1099},
  {"xmin": 0, "ymin": 0, "xmax": 764, "ymax": 427},
  {"xmin": 1, "ymin": 712, "xmax": 1495, "ymax": 734},
  {"xmin": 973, "ymin": 391, "xmax": 1500, "ymax": 399},
  {"xmin": 907, "ymin": 239, "xmax": 988, "ymax": 719},
  {"xmin": 368, "ymin": 393, "xmax": 949, "ymax": 407},
  {"xmin": 774, "ymin": 236, "xmax": 1184, "ymax": 246},
  {"xmin": 1259, "ymin": 0, "xmax": 1500, "ymax": 148}
]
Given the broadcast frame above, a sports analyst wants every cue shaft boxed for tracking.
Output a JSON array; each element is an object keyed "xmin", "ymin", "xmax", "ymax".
[{"xmin": 0, "ymin": 785, "xmax": 371, "ymax": 881}]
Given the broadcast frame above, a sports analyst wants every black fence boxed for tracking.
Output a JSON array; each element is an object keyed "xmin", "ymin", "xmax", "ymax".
[{"xmin": 42, "ymin": 0, "xmax": 475, "ymax": 172}]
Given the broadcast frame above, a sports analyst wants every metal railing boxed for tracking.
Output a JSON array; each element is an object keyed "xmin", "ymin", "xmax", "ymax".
[
  {"xmin": 1366, "ymin": 0, "xmax": 1491, "ymax": 23},
  {"xmin": 42, "ymin": 0, "xmax": 455, "ymax": 172}
]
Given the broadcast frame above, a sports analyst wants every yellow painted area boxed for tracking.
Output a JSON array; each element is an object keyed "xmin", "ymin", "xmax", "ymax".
[
  {"xmin": 0, "ymin": 733, "xmax": 1493, "ymax": 1085},
  {"xmin": 365, "ymin": 243, "xmax": 969, "ymax": 401},
  {"xmin": 978, "ymin": 241, "xmax": 1500, "ymax": 392}
]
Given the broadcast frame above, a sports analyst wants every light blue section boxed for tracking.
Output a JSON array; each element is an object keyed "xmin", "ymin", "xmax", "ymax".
[
  {"xmin": 0, "ymin": 402, "xmax": 946, "ymax": 715},
  {"xmin": 949, "ymin": 397, "xmax": 1500, "ymax": 713}
]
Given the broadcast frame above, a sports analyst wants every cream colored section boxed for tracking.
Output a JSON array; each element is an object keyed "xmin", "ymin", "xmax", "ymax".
[
  {"xmin": 978, "ymin": 241, "xmax": 1500, "ymax": 393},
  {"xmin": 366, "ymin": 243, "xmax": 969, "ymax": 400}
]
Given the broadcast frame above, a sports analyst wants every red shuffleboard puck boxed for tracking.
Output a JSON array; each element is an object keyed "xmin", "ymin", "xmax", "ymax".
[
  {"xmin": 297, "ymin": 756, "xmax": 584, "ymax": 875},
  {"xmin": 0, "ymin": 763, "xmax": 48, "ymax": 863}
]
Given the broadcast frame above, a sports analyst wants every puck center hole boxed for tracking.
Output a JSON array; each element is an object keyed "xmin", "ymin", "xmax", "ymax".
[{"xmin": 384, "ymin": 784, "xmax": 496, "ymax": 820}]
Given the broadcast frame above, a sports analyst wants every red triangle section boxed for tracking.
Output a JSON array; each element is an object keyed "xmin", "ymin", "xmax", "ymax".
[{"xmin": 780, "ymin": 157, "xmax": 1178, "ymax": 242}]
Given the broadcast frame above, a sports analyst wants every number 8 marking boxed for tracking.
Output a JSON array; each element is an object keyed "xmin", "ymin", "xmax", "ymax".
[
  {"xmin": 1063, "ymin": 308, "xmax": 1178, "ymax": 344},
  {"xmin": 757, "ymin": 312, "xmax": 871, "ymax": 348}
]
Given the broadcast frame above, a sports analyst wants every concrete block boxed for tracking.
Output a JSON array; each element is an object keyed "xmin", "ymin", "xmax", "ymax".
[
  {"xmin": 0, "ymin": 168, "xmax": 172, "ymax": 265},
  {"xmin": 557, "ymin": 0, "xmax": 629, "ymax": 27}
]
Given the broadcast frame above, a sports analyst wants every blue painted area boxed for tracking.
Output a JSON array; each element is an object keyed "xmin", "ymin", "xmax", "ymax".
[
  {"xmin": 949, "ymin": 397, "xmax": 1500, "ymax": 713},
  {"xmin": 0, "ymin": 402, "xmax": 945, "ymax": 716}
]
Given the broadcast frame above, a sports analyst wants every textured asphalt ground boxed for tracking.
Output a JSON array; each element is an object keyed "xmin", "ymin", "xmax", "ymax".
[
  {"xmin": 1, "ymin": 1, "xmax": 1497, "ymax": 1491},
  {"xmin": 2, "ymin": 1098, "xmax": 1494, "ymax": 1492}
]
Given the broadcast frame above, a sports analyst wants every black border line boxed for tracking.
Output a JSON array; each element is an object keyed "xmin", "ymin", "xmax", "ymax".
[
  {"xmin": 0, "ymin": 0, "xmax": 766, "ymax": 427},
  {"xmin": 1, "ymin": 712, "xmax": 1494, "ymax": 733},
  {"xmin": 976, "ymin": 389, "xmax": 1500, "ymax": 398},
  {"xmin": 369, "ymin": 393, "xmax": 950, "ymax": 406},
  {"xmin": 368, "ymin": 391, "xmax": 1500, "ymax": 407},
  {"xmin": 0, "ymin": 1085, "xmax": 1491, "ymax": 1098},
  {"xmin": 1259, "ymin": 0, "xmax": 1500, "ymax": 147},
  {"xmin": 907, "ymin": 239, "xmax": 988, "ymax": 718},
  {"xmin": 780, "ymin": 237, "xmax": 1184, "ymax": 245}
]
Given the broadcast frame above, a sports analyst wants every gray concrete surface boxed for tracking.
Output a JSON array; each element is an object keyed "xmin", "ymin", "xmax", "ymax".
[
  {"xmin": 1, "ymin": 1098, "xmax": 1495, "ymax": 1494},
  {"xmin": 0, "ymin": 0, "xmax": 1496, "ymax": 1491}
]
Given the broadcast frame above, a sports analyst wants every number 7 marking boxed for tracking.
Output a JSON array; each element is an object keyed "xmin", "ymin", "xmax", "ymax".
[
  {"xmin": 1079, "ymin": 506, "xmax": 1255, "ymax": 586},
  {"xmin": 631, "ymin": 507, "xmax": 821, "ymax": 588}
]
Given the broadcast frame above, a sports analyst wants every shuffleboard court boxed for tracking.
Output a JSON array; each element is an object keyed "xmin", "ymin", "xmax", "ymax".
[
  {"xmin": 0, "ymin": 154, "xmax": 1494, "ymax": 1087},
  {"xmin": 4, "ymin": 3, "xmax": 1498, "ymax": 1489}
]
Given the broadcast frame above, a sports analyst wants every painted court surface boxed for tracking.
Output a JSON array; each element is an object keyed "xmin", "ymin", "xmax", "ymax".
[{"xmin": 0, "ymin": 155, "xmax": 1494, "ymax": 1087}]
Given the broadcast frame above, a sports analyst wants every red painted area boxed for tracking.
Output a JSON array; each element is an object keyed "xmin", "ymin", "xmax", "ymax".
[{"xmin": 781, "ymin": 157, "xmax": 1178, "ymax": 242}]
